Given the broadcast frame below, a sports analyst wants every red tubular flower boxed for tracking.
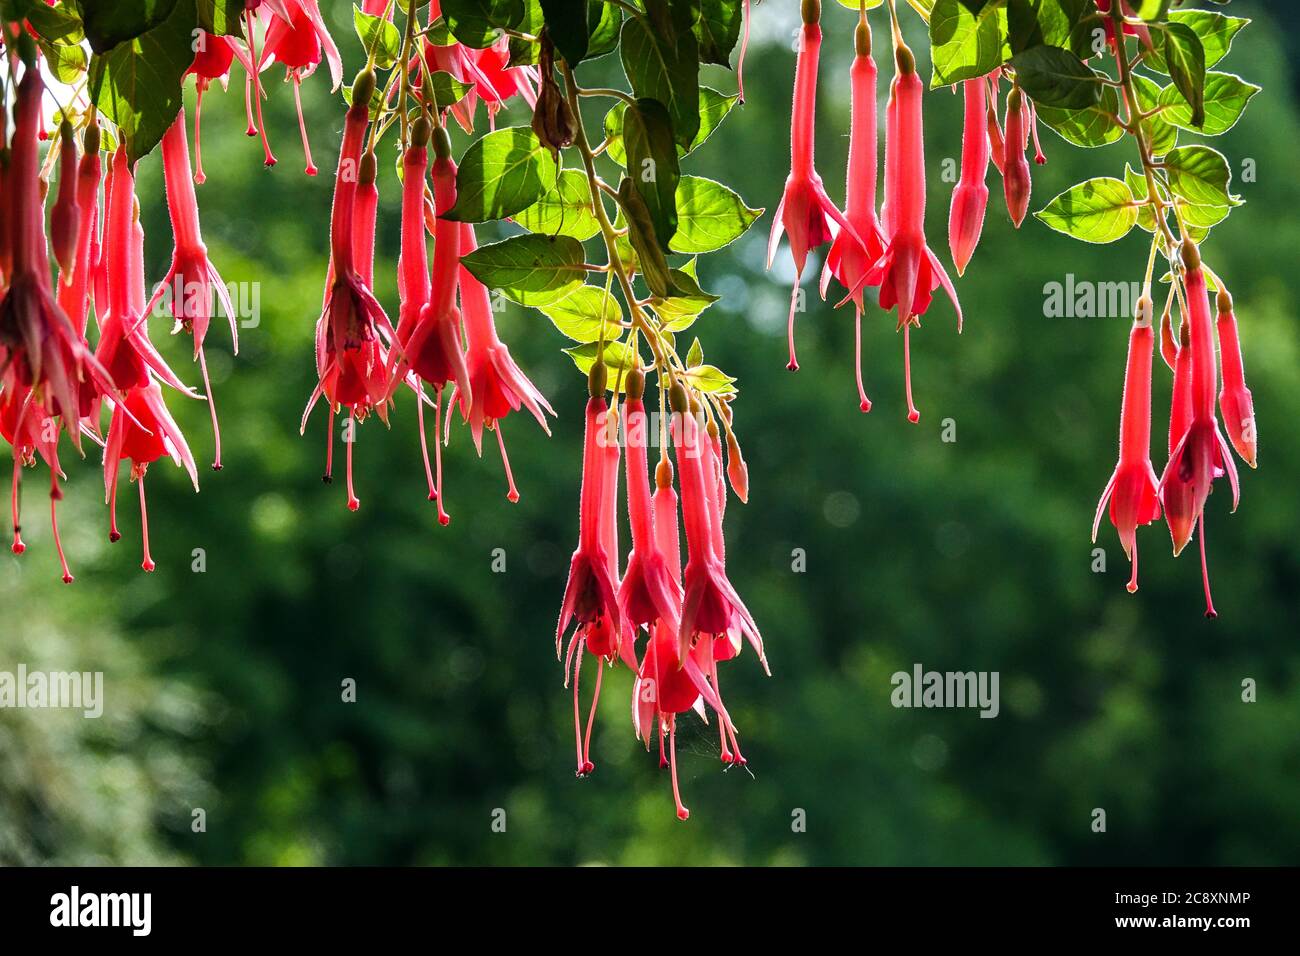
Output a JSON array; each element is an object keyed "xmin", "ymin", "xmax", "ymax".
[
  {"xmin": 618, "ymin": 369, "xmax": 683, "ymax": 645},
  {"xmin": 1158, "ymin": 241, "xmax": 1240, "ymax": 617},
  {"xmin": 56, "ymin": 123, "xmax": 102, "ymax": 341},
  {"xmin": 301, "ymin": 71, "xmax": 396, "ymax": 512},
  {"xmin": 822, "ymin": 11, "xmax": 886, "ymax": 411},
  {"xmin": 392, "ymin": 125, "xmax": 471, "ymax": 523},
  {"xmin": 985, "ymin": 72, "xmax": 1006, "ymax": 176},
  {"xmin": 454, "ymin": 222, "xmax": 554, "ymax": 500},
  {"xmin": 1167, "ymin": 320, "xmax": 1191, "ymax": 456},
  {"xmin": 0, "ymin": 71, "xmax": 113, "ymax": 440},
  {"xmin": 49, "ymin": 121, "xmax": 80, "ymax": 277},
  {"xmin": 1002, "ymin": 86, "xmax": 1031, "ymax": 227},
  {"xmin": 948, "ymin": 78, "xmax": 991, "ymax": 277},
  {"xmin": 187, "ymin": 32, "xmax": 246, "ymax": 185},
  {"xmin": 259, "ymin": 0, "xmax": 344, "ymax": 176},
  {"xmin": 1092, "ymin": 296, "xmax": 1161, "ymax": 593},
  {"xmin": 768, "ymin": 0, "xmax": 862, "ymax": 372},
  {"xmin": 556, "ymin": 370, "xmax": 624, "ymax": 776},
  {"xmin": 670, "ymin": 384, "xmax": 764, "ymax": 671},
  {"xmin": 1214, "ymin": 287, "xmax": 1257, "ymax": 468},
  {"xmin": 147, "ymin": 110, "xmax": 237, "ymax": 470},
  {"xmin": 867, "ymin": 35, "xmax": 962, "ymax": 423}
]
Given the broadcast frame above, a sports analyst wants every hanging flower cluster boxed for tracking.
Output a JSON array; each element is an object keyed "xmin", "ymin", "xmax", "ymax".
[
  {"xmin": 775, "ymin": 0, "xmax": 1259, "ymax": 613},
  {"xmin": 4, "ymin": 0, "xmax": 1267, "ymax": 818}
]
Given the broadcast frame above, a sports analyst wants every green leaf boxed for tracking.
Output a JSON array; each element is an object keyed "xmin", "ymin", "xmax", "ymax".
[
  {"xmin": 622, "ymin": 98, "xmax": 681, "ymax": 250},
  {"xmin": 196, "ymin": 0, "xmax": 245, "ymax": 38},
  {"xmin": 928, "ymin": 0, "xmax": 1009, "ymax": 89},
  {"xmin": 1132, "ymin": 74, "xmax": 1176, "ymax": 158},
  {"xmin": 618, "ymin": 177, "xmax": 674, "ymax": 298},
  {"xmin": 695, "ymin": 0, "xmax": 743, "ymax": 68},
  {"xmin": 87, "ymin": 0, "xmax": 196, "ymax": 163},
  {"xmin": 686, "ymin": 337, "xmax": 704, "ymax": 368},
  {"xmin": 1159, "ymin": 21, "xmax": 1206, "ymax": 129},
  {"xmin": 682, "ymin": 364, "xmax": 736, "ymax": 395},
  {"xmin": 515, "ymin": 168, "xmax": 601, "ymax": 241},
  {"xmin": 587, "ymin": 2, "xmax": 621, "ymax": 59},
  {"xmin": 621, "ymin": 0, "xmax": 700, "ymax": 149},
  {"xmin": 82, "ymin": 0, "xmax": 178, "ymax": 53},
  {"xmin": 652, "ymin": 265, "xmax": 720, "ymax": 330},
  {"xmin": 604, "ymin": 86, "xmax": 738, "ymax": 165},
  {"xmin": 508, "ymin": 0, "xmax": 543, "ymax": 64},
  {"xmin": 353, "ymin": 5, "xmax": 402, "ymax": 69},
  {"xmin": 460, "ymin": 234, "xmax": 586, "ymax": 306},
  {"xmin": 1007, "ymin": 0, "xmax": 1094, "ymax": 57},
  {"xmin": 39, "ymin": 38, "xmax": 88, "ymax": 82},
  {"xmin": 1010, "ymin": 45, "xmax": 1102, "ymax": 110},
  {"xmin": 538, "ymin": 285, "xmax": 624, "ymax": 343},
  {"xmin": 541, "ymin": 0, "xmax": 588, "ymax": 64},
  {"xmin": 1163, "ymin": 144, "xmax": 1241, "ymax": 208},
  {"xmin": 564, "ymin": 341, "xmax": 642, "ymax": 380},
  {"xmin": 445, "ymin": 126, "xmax": 558, "ymax": 222},
  {"xmin": 1148, "ymin": 10, "xmax": 1246, "ymax": 73},
  {"xmin": 442, "ymin": 0, "xmax": 526, "ymax": 48},
  {"xmin": 426, "ymin": 71, "xmax": 475, "ymax": 111},
  {"xmin": 1034, "ymin": 177, "xmax": 1138, "ymax": 243},
  {"xmin": 12, "ymin": 0, "xmax": 84, "ymax": 43},
  {"xmin": 1156, "ymin": 71, "xmax": 1258, "ymax": 136},
  {"xmin": 1034, "ymin": 85, "xmax": 1121, "ymax": 148},
  {"xmin": 669, "ymin": 176, "xmax": 761, "ymax": 254}
]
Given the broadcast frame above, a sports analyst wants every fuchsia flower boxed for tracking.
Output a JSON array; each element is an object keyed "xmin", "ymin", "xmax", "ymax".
[
  {"xmin": 0, "ymin": 70, "xmax": 115, "ymax": 580},
  {"xmin": 55, "ymin": 123, "xmax": 102, "ymax": 340},
  {"xmin": 146, "ymin": 110, "xmax": 237, "ymax": 470},
  {"xmin": 556, "ymin": 369, "xmax": 625, "ymax": 776},
  {"xmin": 301, "ymin": 71, "xmax": 396, "ymax": 512},
  {"xmin": 867, "ymin": 33, "xmax": 962, "ymax": 423},
  {"xmin": 454, "ymin": 222, "xmax": 554, "ymax": 501},
  {"xmin": 822, "ymin": 10, "xmax": 886, "ymax": 411},
  {"xmin": 257, "ymin": 0, "xmax": 343, "ymax": 176},
  {"xmin": 419, "ymin": 31, "xmax": 538, "ymax": 134},
  {"xmin": 1093, "ymin": 295, "xmax": 1161, "ymax": 593},
  {"xmin": 98, "ymin": 148, "xmax": 200, "ymax": 572},
  {"xmin": 669, "ymin": 383, "xmax": 764, "ymax": 672},
  {"xmin": 1002, "ymin": 86, "xmax": 1031, "ymax": 227},
  {"xmin": 768, "ymin": 0, "xmax": 862, "ymax": 371},
  {"xmin": 49, "ymin": 121, "xmax": 80, "ymax": 277},
  {"xmin": 617, "ymin": 370, "xmax": 682, "ymax": 648},
  {"xmin": 948, "ymin": 78, "xmax": 991, "ymax": 276},
  {"xmin": 1158, "ymin": 241, "xmax": 1240, "ymax": 618},
  {"xmin": 187, "ymin": 32, "xmax": 249, "ymax": 185},
  {"xmin": 391, "ymin": 124, "xmax": 471, "ymax": 524},
  {"xmin": 1214, "ymin": 287, "xmax": 1257, "ymax": 468}
]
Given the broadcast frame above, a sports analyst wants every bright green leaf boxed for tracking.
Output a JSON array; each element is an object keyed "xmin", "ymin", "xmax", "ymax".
[
  {"xmin": 515, "ymin": 168, "xmax": 601, "ymax": 241},
  {"xmin": 1034, "ymin": 176, "xmax": 1138, "ymax": 243},
  {"xmin": 669, "ymin": 176, "xmax": 761, "ymax": 254},
  {"xmin": 445, "ymin": 126, "xmax": 558, "ymax": 222},
  {"xmin": 460, "ymin": 234, "xmax": 587, "ymax": 306}
]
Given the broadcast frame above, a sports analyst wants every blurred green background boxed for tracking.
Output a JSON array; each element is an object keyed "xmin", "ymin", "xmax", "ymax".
[{"xmin": 3, "ymin": 1, "xmax": 1298, "ymax": 866}]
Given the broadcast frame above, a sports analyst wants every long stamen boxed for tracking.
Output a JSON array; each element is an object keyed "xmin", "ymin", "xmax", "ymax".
[
  {"xmin": 715, "ymin": 658, "xmax": 733, "ymax": 764},
  {"xmin": 109, "ymin": 475, "xmax": 121, "ymax": 543},
  {"xmin": 669, "ymin": 718, "xmax": 689, "ymax": 821},
  {"xmin": 416, "ymin": 390, "xmax": 437, "ymax": 501},
  {"xmin": 495, "ymin": 422, "xmax": 520, "ymax": 503},
  {"xmin": 434, "ymin": 388, "xmax": 450, "ymax": 526},
  {"xmin": 198, "ymin": 346, "xmax": 223, "ymax": 470},
  {"xmin": 10, "ymin": 464, "xmax": 24, "ymax": 554},
  {"xmin": 1198, "ymin": 513, "xmax": 1217, "ymax": 619},
  {"xmin": 194, "ymin": 82, "xmax": 208, "ymax": 185},
  {"xmin": 1127, "ymin": 538, "xmax": 1140, "ymax": 594},
  {"xmin": 292, "ymin": 73, "xmax": 318, "ymax": 177},
  {"xmin": 243, "ymin": 70, "xmax": 257, "ymax": 137},
  {"xmin": 50, "ymin": 480, "xmax": 73, "ymax": 584},
  {"xmin": 572, "ymin": 638, "xmax": 586, "ymax": 775},
  {"xmin": 658, "ymin": 719, "xmax": 669, "ymax": 769},
  {"xmin": 581, "ymin": 657, "xmax": 602, "ymax": 775},
  {"xmin": 139, "ymin": 476, "xmax": 155, "ymax": 572},
  {"xmin": 903, "ymin": 322, "xmax": 919, "ymax": 423},
  {"xmin": 786, "ymin": 280, "xmax": 801, "ymax": 371},
  {"xmin": 345, "ymin": 409, "xmax": 360, "ymax": 511},
  {"xmin": 855, "ymin": 304, "xmax": 871, "ymax": 412},
  {"xmin": 737, "ymin": 0, "xmax": 751, "ymax": 104},
  {"xmin": 245, "ymin": 10, "xmax": 277, "ymax": 167},
  {"xmin": 323, "ymin": 404, "xmax": 335, "ymax": 482}
]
